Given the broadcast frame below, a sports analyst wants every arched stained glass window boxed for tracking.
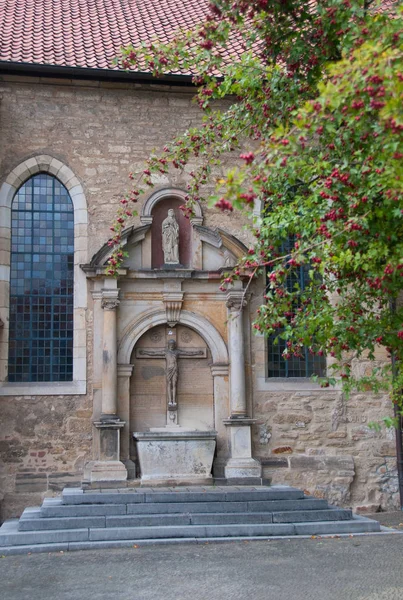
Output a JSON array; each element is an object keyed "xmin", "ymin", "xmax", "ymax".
[{"xmin": 8, "ymin": 174, "xmax": 74, "ymax": 382}]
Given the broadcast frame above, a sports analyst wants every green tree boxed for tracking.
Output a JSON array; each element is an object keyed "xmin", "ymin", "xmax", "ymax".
[{"xmin": 108, "ymin": 0, "xmax": 403, "ymax": 409}]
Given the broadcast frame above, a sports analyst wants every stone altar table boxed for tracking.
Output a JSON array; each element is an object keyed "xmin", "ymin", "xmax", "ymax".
[{"xmin": 133, "ymin": 429, "xmax": 217, "ymax": 484}]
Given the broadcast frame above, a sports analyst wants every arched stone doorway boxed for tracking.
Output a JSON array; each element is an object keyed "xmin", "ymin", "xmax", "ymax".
[{"xmin": 117, "ymin": 309, "xmax": 230, "ymax": 477}]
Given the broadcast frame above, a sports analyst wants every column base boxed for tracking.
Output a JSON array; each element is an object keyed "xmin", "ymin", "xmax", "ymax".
[
  {"xmin": 224, "ymin": 457, "xmax": 262, "ymax": 479},
  {"xmin": 83, "ymin": 460, "xmax": 128, "ymax": 483},
  {"xmin": 224, "ymin": 418, "xmax": 262, "ymax": 479},
  {"xmin": 100, "ymin": 414, "xmax": 120, "ymax": 423}
]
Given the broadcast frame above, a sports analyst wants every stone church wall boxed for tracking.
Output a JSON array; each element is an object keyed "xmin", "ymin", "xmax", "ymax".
[
  {"xmin": 0, "ymin": 75, "xmax": 248, "ymax": 519},
  {"xmin": 0, "ymin": 75, "xmax": 400, "ymax": 517},
  {"xmin": 0, "ymin": 75, "xmax": 251, "ymax": 259},
  {"xmin": 249, "ymin": 288, "xmax": 400, "ymax": 512}
]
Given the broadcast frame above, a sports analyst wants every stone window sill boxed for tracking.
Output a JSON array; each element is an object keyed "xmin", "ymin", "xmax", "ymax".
[
  {"xmin": 0, "ymin": 381, "xmax": 86, "ymax": 396},
  {"xmin": 256, "ymin": 377, "xmax": 341, "ymax": 392}
]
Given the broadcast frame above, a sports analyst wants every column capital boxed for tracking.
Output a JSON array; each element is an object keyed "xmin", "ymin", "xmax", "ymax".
[
  {"xmin": 210, "ymin": 363, "xmax": 229, "ymax": 377},
  {"xmin": 101, "ymin": 289, "xmax": 120, "ymax": 311},
  {"xmin": 118, "ymin": 363, "xmax": 134, "ymax": 378},
  {"xmin": 226, "ymin": 291, "xmax": 247, "ymax": 312},
  {"xmin": 102, "ymin": 298, "xmax": 120, "ymax": 311}
]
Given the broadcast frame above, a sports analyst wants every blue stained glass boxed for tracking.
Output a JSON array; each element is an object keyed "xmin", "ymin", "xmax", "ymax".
[
  {"xmin": 8, "ymin": 173, "xmax": 74, "ymax": 382},
  {"xmin": 267, "ymin": 236, "xmax": 326, "ymax": 379}
]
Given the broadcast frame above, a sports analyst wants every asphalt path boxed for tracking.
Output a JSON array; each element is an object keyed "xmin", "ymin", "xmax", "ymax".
[{"xmin": 1, "ymin": 533, "xmax": 403, "ymax": 600}]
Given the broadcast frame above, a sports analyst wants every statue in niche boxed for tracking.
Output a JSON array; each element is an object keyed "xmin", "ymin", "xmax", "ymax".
[
  {"xmin": 138, "ymin": 340, "xmax": 205, "ymax": 408},
  {"xmin": 162, "ymin": 209, "xmax": 180, "ymax": 264}
]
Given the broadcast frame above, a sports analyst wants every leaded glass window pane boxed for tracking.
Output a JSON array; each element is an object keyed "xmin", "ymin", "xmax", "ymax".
[
  {"xmin": 8, "ymin": 174, "xmax": 74, "ymax": 382},
  {"xmin": 267, "ymin": 236, "xmax": 326, "ymax": 378}
]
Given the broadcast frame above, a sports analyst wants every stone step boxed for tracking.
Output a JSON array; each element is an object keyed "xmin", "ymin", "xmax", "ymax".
[
  {"xmin": 42, "ymin": 497, "xmax": 329, "ymax": 517},
  {"xmin": 61, "ymin": 486, "xmax": 305, "ymax": 505},
  {"xmin": 20, "ymin": 508, "xmax": 353, "ymax": 531},
  {"xmin": 18, "ymin": 505, "xmax": 352, "ymax": 531},
  {"xmin": 110, "ymin": 509, "xmax": 352, "ymax": 528},
  {"xmin": 41, "ymin": 499, "xmax": 127, "ymax": 517},
  {"xmin": 0, "ymin": 486, "xmax": 383, "ymax": 554},
  {"xmin": 0, "ymin": 521, "xmax": 89, "ymax": 547},
  {"xmin": 293, "ymin": 517, "xmax": 381, "ymax": 535},
  {"xmin": 19, "ymin": 513, "xmax": 107, "ymax": 532},
  {"xmin": 272, "ymin": 509, "xmax": 352, "ymax": 523},
  {"xmin": 87, "ymin": 518, "xmax": 380, "ymax": 542},
  {"xmin": 89, "ymin": 523, "xmax": 296, "ymax": 540},
  {"xmin": 0, "ymin": 519, "xmax": 384, "ymax": 556}
]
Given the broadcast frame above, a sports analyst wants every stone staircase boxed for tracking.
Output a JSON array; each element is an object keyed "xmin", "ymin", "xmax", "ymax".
[{"xmin": 0, "ymin": 485, "xmax": 382, "ymax": 555}]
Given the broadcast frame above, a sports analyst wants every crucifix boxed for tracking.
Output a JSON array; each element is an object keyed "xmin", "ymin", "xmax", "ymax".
[{"xmin": 136, "ymin": 339, "xmax": 207, "ymax": 426}]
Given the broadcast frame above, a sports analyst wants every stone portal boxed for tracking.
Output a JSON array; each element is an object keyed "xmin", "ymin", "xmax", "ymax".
[{"xmin": 85, "ymin": 205, "xmax": 262, "ymax": 486}]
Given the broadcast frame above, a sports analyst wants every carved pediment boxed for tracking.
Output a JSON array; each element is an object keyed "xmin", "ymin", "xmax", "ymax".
[
  {"xmin": 89, "ymin": 224, "xmax": 151, "ymax": 267},
  {"xmin": 88, "ymin": 222, "xmax": 247, "ymax": 273},
  {"xmin": 193, "ymin": 225, "xmax": 248, "ymax": 271}
]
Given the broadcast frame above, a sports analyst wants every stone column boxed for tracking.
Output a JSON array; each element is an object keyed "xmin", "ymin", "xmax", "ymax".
[
  {"xmin": 224, "ymin": 288, "xmax": 262, "ymax": 480},
  {"xmin": 117, "ymin": 363, "xmax": 136, "ymax": 479},
  {"xmin": 211, "ymin": 364, "xmax": 230, "ymax": 478},
  {"xmin": 101, "ymin": 290, "xmax": 119, "ymax": 420},
  {"xmin": 226, "ymin": 291, "xmax": 247, "ymax": 417},
  {"xmin": 84, "ymin": 279, "xmax": 127, "ymax": 483}
]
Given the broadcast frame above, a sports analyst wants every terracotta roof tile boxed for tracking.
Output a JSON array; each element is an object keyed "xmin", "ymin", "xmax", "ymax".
[
  {"xmin": 0, "ymin": 0, "xmax": 212, "ymax": 72},
  {"xmin": 0, "ymin": 1, "xmax": 397, "ymax": 74}
]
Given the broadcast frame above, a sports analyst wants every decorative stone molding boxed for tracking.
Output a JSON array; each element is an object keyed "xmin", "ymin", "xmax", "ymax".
[
  {"xmin": 163, "ymin": 292, "xmax": 184, "ymax": 327},
  {"xmin": 89, "ymin": 224, "xmax": 151, "ymax": 267},
  {"xmin": 210, "ymin": 364, "xmax": 229, "ymax": 377},
  {"xmin": 0, "ymin": 155, "xmax": 88, "ymax": 396},
  {"xmin": 118, "ymin": 308, "xmax": 229, "ymax": 366},
  {"xmin": 193, "ymin": 226, "xmax": 248, "ymax": 260},
  {"xmin": 140, "ymin": 188, "xmax": 203, "ymax": 226},
  {"xmin": 117, "ymin": 364, "xmax": 134, "ymax": 378}
]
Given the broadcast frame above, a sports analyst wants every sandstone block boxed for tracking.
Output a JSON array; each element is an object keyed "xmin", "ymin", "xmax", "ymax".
[{"xmin": 15, "ymin": 473, "xmax": 48, "ymax": 493}]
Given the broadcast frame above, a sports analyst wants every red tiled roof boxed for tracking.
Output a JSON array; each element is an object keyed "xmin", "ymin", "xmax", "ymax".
[
  {"xmin": 0, "ymin": 1, "xmax": 397, "ymax": 75},
  {"xmin": 0, "ymin": 0, "xmax": 210, "ymax": 72}
]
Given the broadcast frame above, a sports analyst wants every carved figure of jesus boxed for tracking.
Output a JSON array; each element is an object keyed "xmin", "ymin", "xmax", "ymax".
[
  {"xmin": 162, "ymin": 209, "xmax": 179, "ymax": 264},
  {"xmin": 138, "ymin": 340, "xmax": 204, "ymax": 407}
]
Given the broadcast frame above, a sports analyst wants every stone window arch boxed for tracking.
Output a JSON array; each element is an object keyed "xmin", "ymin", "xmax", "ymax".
[{"xmin": 0, "ymin": 156, "xmax": 88, "ymax": 395}]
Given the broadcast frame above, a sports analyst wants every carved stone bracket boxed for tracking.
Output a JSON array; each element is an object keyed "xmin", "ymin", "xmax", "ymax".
[
  {"xmin": 163, "ymin": 292, "xmax": 184, "ymax": 327},
  {"xmin": 226, "ymin": 291, "xmax": 247, "ymax": 312}
]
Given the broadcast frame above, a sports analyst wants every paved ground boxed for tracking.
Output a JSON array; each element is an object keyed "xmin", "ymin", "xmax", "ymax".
[
  {"xmin": 368, "ymin": 511, "xmax": 403, "ymax": 530},
  {"xmin": 1, "ymin": 531, "xmax": 403, "ymax": 600}
]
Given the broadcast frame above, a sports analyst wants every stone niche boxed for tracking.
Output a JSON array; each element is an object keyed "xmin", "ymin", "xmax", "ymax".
[
  {"xmin": 129, "ymin": 324, "xmax": 214, "ymax": 435},
  {"xmin": 151, "ymin": 198, "xmax": 192, "ymax": 268}
]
